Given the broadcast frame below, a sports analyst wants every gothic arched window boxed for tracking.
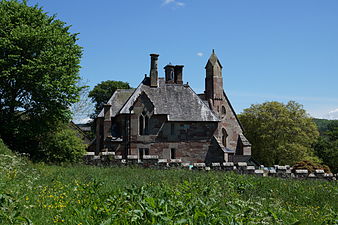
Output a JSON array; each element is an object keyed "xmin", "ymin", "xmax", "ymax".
[
  {"xmin": 222, "ymin": 128, "xmax": 228, "ymax": 147},
  {"xmin": 139, "ymin": 113, "xmax": 150, "ymax": 135},
  {"xmin": 222, "ymin": 106, "xmax": 226, "ymax": 115}
]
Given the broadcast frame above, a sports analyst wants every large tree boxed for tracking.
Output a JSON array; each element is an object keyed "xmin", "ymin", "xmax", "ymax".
[
  {"xmin": 0, "ymin": 0, "xmax": 82, "ymax": 156},
  {"xmin": 89, "ymin": 80, "xmax": 131, "ymax": 116},
  {"xmin": 314, "ymin": 120, "xmax": 338, "ymax": 173},
  {"xmin": 238, "ymin": 101, "xmax": 319, "ymax": 166}
]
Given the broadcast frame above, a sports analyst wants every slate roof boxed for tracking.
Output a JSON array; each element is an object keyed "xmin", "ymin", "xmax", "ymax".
[
  {"xmin": 117, "ymin": 78, "xmax": 219, "ymax": 122},
  {"xmin": 98, "ymin": 89, "xmax": 135, "ymax": 118}
]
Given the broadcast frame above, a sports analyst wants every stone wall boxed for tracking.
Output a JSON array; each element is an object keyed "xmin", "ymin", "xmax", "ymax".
[{"xmin": 84, "ymin": 152, "xmax": 337, "ymax": 181}]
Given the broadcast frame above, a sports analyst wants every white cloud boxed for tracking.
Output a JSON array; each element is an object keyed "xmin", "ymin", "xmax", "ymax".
[
  {"xmin": 162, "ymin": 0, "xmax": 185, "ymax": 7},
  {"xmin": 163, "ymin": 0, "xmax": 175, "ymax": 4},
  {"xmin": 323, "ymin": 108, "xmax": 338, "ymax": 120},
  {"xmin": 328, "ymin": 108, "xmax": 338, "ymax": 114},
  {"xmin": 197, "ymin": 52, "xmax": 203, "ymax": 57},
  {"xmin": 176, "ymin": 2, "xmax": 185, "ymax": 7}
]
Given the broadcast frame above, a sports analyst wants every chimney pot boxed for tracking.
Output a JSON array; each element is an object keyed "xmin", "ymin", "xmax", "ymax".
[
  {"xmin": 150, "ymin": 54, "xmax": 159, "ymax": 87},
  {"xmin": 164, "ymin": 64, "xmax": 175, "ymax": 84},
  {"xmin": 174, "ymin": 65, "xmax": 184, "ymax": 84}
]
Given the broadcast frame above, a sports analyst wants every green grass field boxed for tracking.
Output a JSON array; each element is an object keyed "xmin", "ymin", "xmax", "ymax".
[{"xmin": 1, "ymin": 142, "xmax": 337, "ymax": 224}]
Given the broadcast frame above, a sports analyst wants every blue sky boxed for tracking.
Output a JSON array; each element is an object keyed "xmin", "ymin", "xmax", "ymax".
[{"xmin": 28, "ymin": 0, "xmax": 338, "ymax": 119}]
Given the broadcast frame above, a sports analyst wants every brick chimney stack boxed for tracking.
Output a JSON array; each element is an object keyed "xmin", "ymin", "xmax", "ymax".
[
  {"xmin": 150, "ymin": 54, "xmax": 159, "ymax": 87},
  {"xmin": 174, "ymin": 65, "xmax": 184, "ymax": 84},
  {"xmin": 164, "ymin": 63, "xmax": 175, "ymax": 84}
]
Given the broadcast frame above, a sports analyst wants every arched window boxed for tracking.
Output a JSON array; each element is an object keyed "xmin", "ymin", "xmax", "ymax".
[
  {"xmin": 139, "ymin": 115, "xmax": 144, "ymax": 135},
  {"xmin": 222, "ymin": 106, "xmax": 226, "ymax": 115},
  {"xmin": 139, "ymin": 113, "xmax": 150, "ymax": 135},
  {"xmin": 222, "ymin": 128, "xmax": 228, "ymax": 147}
]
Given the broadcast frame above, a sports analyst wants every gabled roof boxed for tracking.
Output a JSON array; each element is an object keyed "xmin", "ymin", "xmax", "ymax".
[
  {"xmin": 223, "ymin": 90, "xmax": 245, "ymax": 132},
  {"xmin": 98, "ymin": 89, "xmax": 135, "ymax": 118},
  {"xmin": 119, "ymin": 78, "xmax": 219, "ymax": 122}
]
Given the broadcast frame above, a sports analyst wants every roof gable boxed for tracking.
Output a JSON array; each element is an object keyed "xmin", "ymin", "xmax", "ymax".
[
  {"xmin": 222, "ymin": 90, "xmax": 245, "ymax": 132},
  {"xmin": 97, "ymin": 89, "xmax": 135, "ymax": 118},
  {"xmin": 119, "ymin": 79, "xmax": 219, "ymax": 122}
]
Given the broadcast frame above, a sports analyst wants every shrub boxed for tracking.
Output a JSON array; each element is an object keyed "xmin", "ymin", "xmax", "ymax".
[
  {"xmin": 39, "ymin": 127, "xmax": 86, "ymax": 163},
  {"xmin": 292, "ymin": 160, "xmax": 331, "ymax": 173}
]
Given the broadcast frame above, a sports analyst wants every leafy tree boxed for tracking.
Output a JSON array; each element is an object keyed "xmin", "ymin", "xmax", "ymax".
[
  {"xmin": 238, "ymin": 101, "xmax": 319, "ymax": 166},
  {"xmin": 0, "ymin": 0, "xmax": 82, "ymax": 157},
  {"xmin": 314, "ymin": 120, "xmax": 338, "ymax": 173},
  {"xmin": 313, "ymin": 118, "xmax": 332, "ymax": 135},
  {"xmin": 89, "ymin": 80, "xmax": 131, "ymax": 116},
  {"xmin": 39, "ymin": 126, "xmax": 87, "ymax": 163}
]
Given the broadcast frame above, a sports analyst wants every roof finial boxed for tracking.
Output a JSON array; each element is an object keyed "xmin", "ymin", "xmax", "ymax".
[{"xmin": 212, "ymin": 49, "xmax": 215, "ymax": 54}]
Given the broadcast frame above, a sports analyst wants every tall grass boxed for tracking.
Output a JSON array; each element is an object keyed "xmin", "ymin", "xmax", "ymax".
[{"xmin": 0, "ymin": 143, "xmax": 337, "ymax": 224}]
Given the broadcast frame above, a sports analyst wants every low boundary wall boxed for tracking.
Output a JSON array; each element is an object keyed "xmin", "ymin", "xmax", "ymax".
[{"xmin": 84, "ymin": 152, "xmax": 336, "ymax": 181}]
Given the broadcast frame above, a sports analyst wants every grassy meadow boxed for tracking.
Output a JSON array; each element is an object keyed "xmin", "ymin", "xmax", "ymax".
[{"xmin": 1, "ymin": 142, "xmax": 337, "ymax": 224}]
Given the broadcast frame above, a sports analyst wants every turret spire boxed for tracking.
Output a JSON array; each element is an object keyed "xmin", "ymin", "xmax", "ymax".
[{"xmin": 205, "ymin": 49, "xmax": 224, "ymax": 100}]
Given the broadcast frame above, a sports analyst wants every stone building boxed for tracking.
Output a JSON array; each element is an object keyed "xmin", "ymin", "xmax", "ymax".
[{"xmin": 93, "ymin": 51, "xmax": 251, "ymax": 164}]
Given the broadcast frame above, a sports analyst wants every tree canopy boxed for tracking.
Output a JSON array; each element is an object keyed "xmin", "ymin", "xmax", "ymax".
[
  {"xmin": 89, "ymin": 80, "xmax": 131, "ymax": 116},
  {"xmin": 238, "ymin": 101, "xmax": 319, "ymax": 166},
  {"xmin": 314, "ymin": 120, "xmax": 338, "ymax": 173},
  {"xmin": 0, "ymin": 0, "xmax": 83, "ymax": 157}
]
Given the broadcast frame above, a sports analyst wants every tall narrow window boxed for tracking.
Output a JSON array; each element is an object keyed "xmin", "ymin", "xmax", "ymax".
[
  {"xmin": 139, "ymin": 112, "xmax": 150, "ymax": 135},
  {"xmin": 222, "ymin": 128, "xmax": 228, "ymax": 147},
  {"xmin": 145, "ymin": 116, "xmax": 149, "ymax": 135},
  {"xmin": 139, "ymin": 115, "xmax": 144, "ymax": 135},
  {"xmin": 170, "ymin": 148, "xmax": 176, "ymax": 159},
  {"xmin": 222, "ymin": 106, "xmax": 226, "ymax": 115}
]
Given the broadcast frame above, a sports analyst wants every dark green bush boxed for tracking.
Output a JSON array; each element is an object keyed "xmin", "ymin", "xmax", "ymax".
[{"xmin": 39, "ymin": 127, "xmax": 86, "ymax": 163}]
